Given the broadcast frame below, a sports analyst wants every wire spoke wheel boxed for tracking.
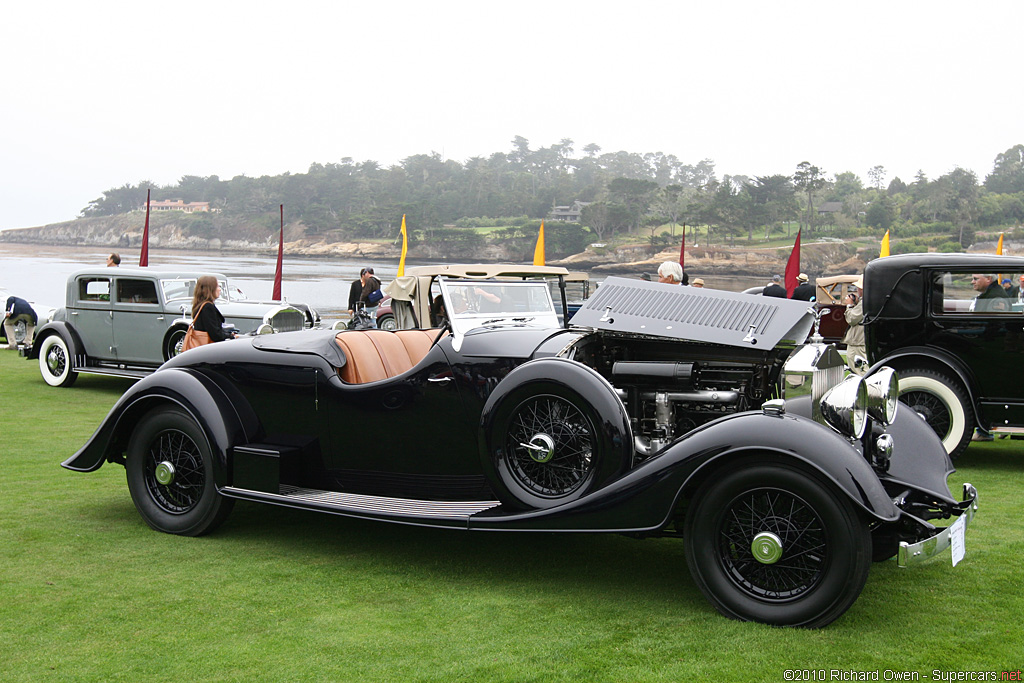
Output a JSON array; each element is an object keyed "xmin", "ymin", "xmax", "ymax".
[
  {"xmin": 900, "ymin": 390, "xmax": 951, "ymax": 439},
  {"xmin": 718, "ymin": 487, "xmax": 827, "ymax": 600},
  {"xmin": 897, "ymin": 368, "xmax": 971, "ymax": 459},
  {"xmin": 38, "ymin": 334, "xmax": 77, "ymax": 387},
  {"xmin": 126, "ymin": 408, "xmax": 233, "ymax": 536},
  {"xmin": 143, "ymin": 429, "xmax": 206, "ymax": 514},
  {"xmin": 504, "ymin": 395, "xmax": 594, "ymax": 498},
  {"xmin": 684, "ymin": 461, "xmax": 871, "ymax": 627}
]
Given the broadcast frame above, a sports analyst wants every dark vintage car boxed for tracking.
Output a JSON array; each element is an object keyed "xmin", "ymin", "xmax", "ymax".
[
  {"xmin": 30, "ymin": 268, "xmax": 309, "ymax": 387},
  {"xmin": 863, "ymin": 252, "xmax": 1024, "ymax": 459},
  {"xmin": 64, "ymin": 274, "xmax": 977, "ymax": 628}
]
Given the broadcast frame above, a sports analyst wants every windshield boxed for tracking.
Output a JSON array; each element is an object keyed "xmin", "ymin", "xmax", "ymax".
[
  {"xmin": 444, "ymin": 281, "xmax": 555, "ymax": 318},
  {"xmin": 438, "ymin": 279, "xmax": 560, "ymax": 348},
  {"xmin": 161, "ymin": 278, "xmax": 229, "ymax": 303}
]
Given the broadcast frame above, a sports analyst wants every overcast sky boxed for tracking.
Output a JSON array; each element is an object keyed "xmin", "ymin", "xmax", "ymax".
[{"xmin": 2, "ymin": 0, "xmax": 1021, "ymax": 231}]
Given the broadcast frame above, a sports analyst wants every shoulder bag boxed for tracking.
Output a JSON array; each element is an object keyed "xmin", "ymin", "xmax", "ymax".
[{"xmin": 181, "ymin": 302, "xmax": 212, "ymax": 352}]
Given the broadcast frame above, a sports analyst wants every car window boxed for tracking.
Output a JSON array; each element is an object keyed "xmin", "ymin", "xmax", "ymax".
[
  {"xmin": 933, "ymin": 272, "xmax": 1022, "ymax": 315},
  {"xmin": 78, "ymin": 278, "xmax": 110, "ymax": 302},
  {"xmin": 116, "ymin": 279, "xmax": 159, "ymax": 304},
  {"xmin": 162, "ymin": 279, "xmax": 194, "ymax": 302},
  {"xmin": 161, "ymin": 278, "xmax": 230, "ymax": 303}
]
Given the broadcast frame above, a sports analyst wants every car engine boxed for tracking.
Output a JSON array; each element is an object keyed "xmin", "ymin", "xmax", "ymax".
[{"xmin": 565, "ymin": 332, "xmax": 790, "ymax": 458}]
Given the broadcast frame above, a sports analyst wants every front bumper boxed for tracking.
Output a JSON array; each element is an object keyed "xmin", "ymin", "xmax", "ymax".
[{"xmin": 897, "ymin": 483, "xmax": 979, "ymax": 568}]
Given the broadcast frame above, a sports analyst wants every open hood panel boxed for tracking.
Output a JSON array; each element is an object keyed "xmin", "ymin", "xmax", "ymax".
[{"xmin": 570, "ymin": 277, "xmax": 815, "ymax": 349}]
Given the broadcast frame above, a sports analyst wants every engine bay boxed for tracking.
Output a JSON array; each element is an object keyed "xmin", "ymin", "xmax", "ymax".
[{"xmin": 563, "ymin": 331, "xmax": 790, "ymax": 458}]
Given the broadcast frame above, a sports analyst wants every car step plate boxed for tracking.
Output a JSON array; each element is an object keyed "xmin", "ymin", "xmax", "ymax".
[{"xmin": 223, "ymin": 484, "xmax": 500, "ymax": 521}]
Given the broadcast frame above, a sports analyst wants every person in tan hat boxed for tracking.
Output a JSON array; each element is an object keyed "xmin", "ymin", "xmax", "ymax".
[
  {"xmin": 791, "ymin": 272, "xmax": 814, "ymax": 301},
  {"xmin": 692, "ymin": 278, "xmax": 705, "ymax": 288},
  {"xmin": 842, "ymin": 276, "xmax": 866, "ymax": 374}
]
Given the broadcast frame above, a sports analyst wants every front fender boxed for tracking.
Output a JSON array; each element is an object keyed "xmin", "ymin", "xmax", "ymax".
[
  {"xmin": 470, "ymin": 410, "xmax": 897, "ymax": 532},
  {"xmin": 788, "ymin": 394, "xmax": 956, "ymax": 504},
  {"xmin": 673, "ymin": 411, "xmax": 899, "ymax": 523},
  {"xmin": 61, "ymin": 367, "xmax": 261, "ymax": 484}
]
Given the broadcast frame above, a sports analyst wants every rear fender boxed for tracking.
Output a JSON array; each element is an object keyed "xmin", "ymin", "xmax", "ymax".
[
  {"xmin": 61, "ymin": 368, "xmax": 261, "ymax": 484},
  {"xmin": 871, "ymin": 346, "xmax": 979, "ymax": 418},
  {"xmin": 479, "ymin": 356, "xmax": 633, "ymax": 492}
]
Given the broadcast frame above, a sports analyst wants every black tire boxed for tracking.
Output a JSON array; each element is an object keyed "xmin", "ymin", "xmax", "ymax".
[
  {"xmin": 377, "ymin": 313, "xmax": 397, "ymax": 331},
  {"xmin": 126, "ymin": 407, "xmax": 234, "ymax": 536},
  {"xmin": 38, "ymin": 334, "xmax": 78, "ymax": 387},
  {"xmin": 897, "ymin": 368, "xmax": 973, "ymax": 460},
  {"xmin": 684, "ymin": 460, "xmax": 872, "ymax": 628},
  {"xmin": 163, "ymin": 327, "xmax": 187, "ymax": 361}
]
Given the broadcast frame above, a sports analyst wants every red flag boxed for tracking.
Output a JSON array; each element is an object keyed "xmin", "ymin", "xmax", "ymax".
[
  {"xmin": 678, "ymin": 224, "xmax": 685, "ymax": 269},
  {"xmin": 784, "ymin": 229, "xmax": 802, "ymax": 297},
  {"xmin": 272, "ymin": 205, "xmax": 284, "ymax": 300},
  {"xmin": 139, "ymin": 189, "xmax": 151, "ymax": 267}
]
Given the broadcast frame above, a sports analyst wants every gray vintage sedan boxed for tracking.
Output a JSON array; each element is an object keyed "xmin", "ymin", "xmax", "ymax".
[{"xmin": 30, "ymin": 268, "xmax": 308, "ymax": 387}]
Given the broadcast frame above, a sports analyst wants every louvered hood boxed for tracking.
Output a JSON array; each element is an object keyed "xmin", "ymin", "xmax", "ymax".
[{"xmin": 570, "ymin": 277, "xmax": 816, "ymax": 349}]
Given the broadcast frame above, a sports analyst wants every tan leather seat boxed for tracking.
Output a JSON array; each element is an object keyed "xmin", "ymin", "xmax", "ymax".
[{"xmin": 334, "ymin": 329, "xmax": 443, "ymax": 384}]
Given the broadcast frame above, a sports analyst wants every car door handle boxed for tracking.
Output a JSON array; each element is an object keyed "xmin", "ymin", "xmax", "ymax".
[
  {"xmin": 156, "ymin": 316, "xmax": 164, "ymax": 321},
  {"xmin": 427, "ymin": 377, "xmax": 452, "ymax": 385}
]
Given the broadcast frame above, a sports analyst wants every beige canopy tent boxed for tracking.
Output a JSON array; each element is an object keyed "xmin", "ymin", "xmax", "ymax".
[{"xmin": 816, "ymin": 275, "xmax": 860, "ymax": 305}]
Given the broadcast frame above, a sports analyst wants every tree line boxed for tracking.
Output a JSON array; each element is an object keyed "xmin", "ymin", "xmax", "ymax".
[{"xmin": 81, "ymin": 139, "xmax": 1024, "ymax": 256}]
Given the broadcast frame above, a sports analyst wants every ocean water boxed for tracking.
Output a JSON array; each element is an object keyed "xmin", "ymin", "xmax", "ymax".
[
  {"xmin": 0, "ymin": 242, "xmax": 770, "ymax": 320},
  {"xmin": 0, "ymin": 243, "xmax": 398, "ymax": 319}
]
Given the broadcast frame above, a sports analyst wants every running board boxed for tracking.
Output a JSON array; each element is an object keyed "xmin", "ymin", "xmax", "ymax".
[
  {"xmin": 76, "ymin": 366, "xmax": 153, "ymax": 380},
  {"xmin": 221, "ymin": 484, "xmax": 501, "ymax": 528}
]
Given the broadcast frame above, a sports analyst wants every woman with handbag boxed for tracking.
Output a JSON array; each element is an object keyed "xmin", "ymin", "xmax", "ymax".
[{"xmin": 182, "ymin": 275, "xmax": 235, "ymax": 352}]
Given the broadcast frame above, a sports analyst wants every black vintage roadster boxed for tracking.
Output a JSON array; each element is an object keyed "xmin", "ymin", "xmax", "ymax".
[{"xmin": 65, "ymin": 272, "xmax": 978, "ymax": 628}]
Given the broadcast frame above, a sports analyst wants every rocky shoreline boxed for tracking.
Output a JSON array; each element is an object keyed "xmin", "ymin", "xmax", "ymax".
[{"xmin": 0, "ymin": 215, "xmax": 872, "ymax": 278}]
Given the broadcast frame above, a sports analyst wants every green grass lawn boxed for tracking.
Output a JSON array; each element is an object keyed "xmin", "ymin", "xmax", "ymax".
[{"xmin": 1, "ymin": 351, "xmax": 1022, "ymax": 682}]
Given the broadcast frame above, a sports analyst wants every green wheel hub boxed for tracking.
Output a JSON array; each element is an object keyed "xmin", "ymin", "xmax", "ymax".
[
  {"xmin": 154, "ymin": 461, "xmax": 176, "ymax": 486},
  {"xmin": 751, "ymin": 531, "xmax": 784, "ymax": 565}
]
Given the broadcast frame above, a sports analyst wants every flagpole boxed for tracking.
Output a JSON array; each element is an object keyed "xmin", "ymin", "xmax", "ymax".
[
  {"xmin": 678, "ymin": 223, "xmax": 685, "ymax": 271},
  {"xmin": 272, "ymin": 205, "xmax": 284, "ymax": 300},
  {"xmin": 139, "ymin": 189, "xmax": 151, "ymax": 267}
]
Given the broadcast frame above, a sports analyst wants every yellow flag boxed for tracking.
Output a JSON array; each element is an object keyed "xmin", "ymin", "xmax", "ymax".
[
  {"xmin": 398, "ymin": 214, "xmax": 408, "ymax": 277},
  {"xmin": 880, "ymin": 230, "xmax": 890, "ymax": 257},
  {"xmin": 997, "ymin": 232, "xmax": 1004, "ymax": 255},
  {"xmin": 533, "ymin": 221, "xmax": 545, "ymax": 266}
]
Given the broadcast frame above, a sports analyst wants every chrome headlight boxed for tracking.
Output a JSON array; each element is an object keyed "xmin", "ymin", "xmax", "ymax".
[
  {"xmin": 256, "ymin": 323, "xmax": 275, "ymax": 335},
  {"xmin": 864, "ymin": 366, "xmax": 899, "ymax": 425},
  {"xmin": 820, "ymin": 375, "xmax": 868, "ymax": 439}
]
